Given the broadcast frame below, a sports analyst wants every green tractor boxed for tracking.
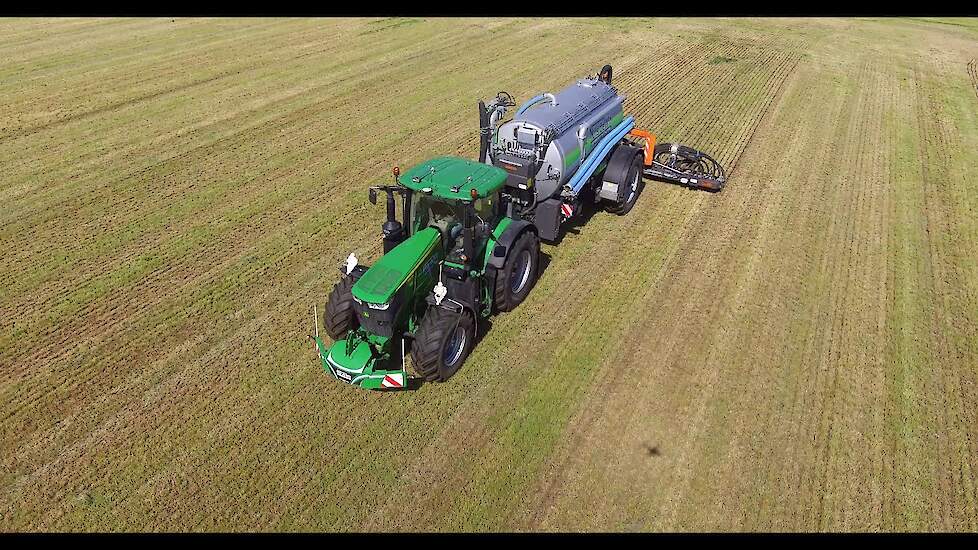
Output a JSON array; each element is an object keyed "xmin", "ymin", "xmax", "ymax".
[{"xmin": 313, "ymin": 156, "xmax": 540, "ymax": 389}]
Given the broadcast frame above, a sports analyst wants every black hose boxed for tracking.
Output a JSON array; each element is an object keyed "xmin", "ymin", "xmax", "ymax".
[
  {"xmin": 653, "ymin": 142, "xmax": 726, "ymax": 182},
  {"xmin": 478, "ymin": 100, "xmax": 489, "ymax": 163}
]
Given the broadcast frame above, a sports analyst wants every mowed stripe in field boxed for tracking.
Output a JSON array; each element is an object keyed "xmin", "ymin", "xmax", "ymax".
[
  {"xmin": 892, "ymin": 55, "xmax": 978, "ymax": 529},
  {"xmin": 0, "ymin": 17, "xmax": 659, "ymax": 530},
  {"xmin": 518, "ymin": 23, "xmax": 978, "ymax": 531}
]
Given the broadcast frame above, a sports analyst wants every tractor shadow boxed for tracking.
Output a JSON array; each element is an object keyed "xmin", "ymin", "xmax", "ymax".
[
  {"xmin": 535, "ymin": 249, "xmax": 553, "ymax": 286},
  {"xmin": 405, "ymin": 375, "xmax": 426, "ymax": 391},
  {"xmin": 403, "ymin": 250, "xmax": 554, "ymax": 392}
]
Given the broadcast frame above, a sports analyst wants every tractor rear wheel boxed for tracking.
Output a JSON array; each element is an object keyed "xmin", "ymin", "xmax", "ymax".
[
  {"xmin": 494, "ymin": 231, "xmax": 540, "ymax": 312},
  {"xmin": 324, "ymin": 276, "xmax": 358, "ymax": 340},
  {"xmin": 411, "ymin": 306, "xmax": 475, "ymax": 382},
  {"xmin": 605, "ymin": 150, "xmax": 644, "ymax": 216}
]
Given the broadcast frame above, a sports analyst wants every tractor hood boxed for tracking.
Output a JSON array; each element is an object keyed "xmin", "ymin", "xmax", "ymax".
[{"xmin": 352, "ymin": 227, "xmax": 441, "ymax": 305}]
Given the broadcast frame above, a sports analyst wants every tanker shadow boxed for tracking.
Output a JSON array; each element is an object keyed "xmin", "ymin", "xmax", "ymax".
[
  {"xmin": 535, "ymin": 250, "xmax": 552, "ymax": 285},
  {"xmin": 548, "ymin": 199, "xmax": 601, "ymax": 245},
  {"xmin": 650, "ymin": 175, "xmax": 723, "ymax": 193},
  {"xmin": 548, "ymin": 178, "xmax": 717, "ymax": 247}
]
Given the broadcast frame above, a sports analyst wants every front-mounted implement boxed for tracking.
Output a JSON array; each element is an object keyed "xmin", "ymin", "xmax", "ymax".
[
  {"xmin": 312, "ymin": 303, "xmax": 408, "ymax": 389},
  {"xmin": 316, "ymin": 64, "xmax": 727, "ymax": 390}
]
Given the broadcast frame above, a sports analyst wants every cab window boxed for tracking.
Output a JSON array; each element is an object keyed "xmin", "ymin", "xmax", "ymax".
[{"xmin": 473, "ymin": 195, "xmax": 498, "ymax": 224}]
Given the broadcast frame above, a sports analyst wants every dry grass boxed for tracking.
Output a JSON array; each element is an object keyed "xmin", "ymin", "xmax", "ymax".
[{"xmin": 1, "ymin": 17, "xmax": 977, "ymax": 531}]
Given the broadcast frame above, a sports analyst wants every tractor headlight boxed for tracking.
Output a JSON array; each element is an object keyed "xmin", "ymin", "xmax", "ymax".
[{"xmin": 367, "ymin": 302, "xmax": 390, "ymax": 310}]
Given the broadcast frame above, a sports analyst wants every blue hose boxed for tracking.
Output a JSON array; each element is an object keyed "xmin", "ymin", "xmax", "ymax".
[
  {"xmin": 515, "ymin": 94, "xmax": 547, "ymax": 117},
  {"xmin": 566, "ymin": 116, "xmax": 635, "ymax": 195}
]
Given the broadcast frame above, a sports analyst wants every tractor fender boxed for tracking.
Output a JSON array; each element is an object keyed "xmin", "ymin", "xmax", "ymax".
[
  {"xmin": 486, "ymin": 220, "xmax": 537, "ymax": 270},
  {"xmin": 423, "ymin": 293, "xmax": 480, "ymax": 339}
]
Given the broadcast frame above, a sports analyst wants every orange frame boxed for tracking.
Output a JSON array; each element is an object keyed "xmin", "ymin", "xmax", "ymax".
[{"xmin": 627, "ymin": 128, "xmax": 657, "ymax": 167}]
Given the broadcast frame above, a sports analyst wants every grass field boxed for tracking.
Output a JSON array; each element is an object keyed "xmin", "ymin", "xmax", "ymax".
[{"xmin": 2, "ymin": 17, "xmax": 978, "ymax": 531}]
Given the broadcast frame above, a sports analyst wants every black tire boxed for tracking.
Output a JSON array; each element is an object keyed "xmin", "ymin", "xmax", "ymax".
[
  {"xmin": 494, "ymin": 231, "xmax": 540, "ymax": 312},
  {"xmin": 324, "ymin": 276, "xmax": 358, "ymax": 340},
  {"xmin": 410, "ymin": 306, "xmax": 475, "ymax": 383},
  {"xmin": 605, "ymin": 152, "xmax": 644, "ymax": 216}
]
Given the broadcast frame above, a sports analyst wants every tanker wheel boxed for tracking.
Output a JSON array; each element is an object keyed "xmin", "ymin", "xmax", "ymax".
[
  {"xmin": 324, "ymin": 276, "xmax": 358, "ymax": 340},
  {"xmin": 494, "ymin": 231, "xmax": 540, "ymax": 312},
  {"xmin": 411, "ymin": 306, "xmax": 476, "ymax": 383},
  {"xmin": 605, "ymin": 152, "xmax": 644, "ymax": 216}
]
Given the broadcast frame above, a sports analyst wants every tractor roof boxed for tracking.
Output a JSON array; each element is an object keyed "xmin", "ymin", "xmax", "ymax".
[{"xmin": 398, "ymin": 156, "xmax": 507, "ymax": 200}]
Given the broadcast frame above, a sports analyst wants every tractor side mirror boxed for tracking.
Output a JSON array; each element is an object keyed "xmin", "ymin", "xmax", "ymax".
[{"xmin": 368, "ymin": 188, "xmax": 377, "ymax": 205}]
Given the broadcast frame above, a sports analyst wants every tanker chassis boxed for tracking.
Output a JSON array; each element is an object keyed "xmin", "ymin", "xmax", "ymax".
[{"xmin": 313, "ymin": 65, "xmax": 726, "ymax": 390}]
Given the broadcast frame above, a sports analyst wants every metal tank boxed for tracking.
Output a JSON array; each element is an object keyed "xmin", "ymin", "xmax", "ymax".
[{"xmin": 489, "ymin": 77, "xmax": 625, "ymax": 201}]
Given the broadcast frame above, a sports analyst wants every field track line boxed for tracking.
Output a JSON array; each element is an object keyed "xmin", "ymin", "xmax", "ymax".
[
  {"xmin": 747, "ymin": 62, "xmax": 848, "ymax": 530},
  {"xmin": 519, "ymin": 40, "xmax": 807, "ymax": 531},
  {"xmin": 0, "ymin": 70, "xmax": 249, "ymax": 145},
  {"xmin": 722, "ymin": 55, "xmax": 800, "ymax": 175},
  {"xmin": 968, "ymin": 59, "xmax": 978, "ymax": 100}
]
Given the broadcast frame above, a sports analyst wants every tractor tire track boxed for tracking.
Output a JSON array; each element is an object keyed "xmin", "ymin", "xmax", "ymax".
[
  {"xmin": 522, "ymin": 53, "xmax": 805, "ymax": 530},
  {"xmin": 968, "ymin": 59, "xmax": 978, "ymax": 100}
]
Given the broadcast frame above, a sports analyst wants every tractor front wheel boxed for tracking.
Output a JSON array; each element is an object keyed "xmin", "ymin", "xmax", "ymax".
[
  {"xmin": 324, "ymin": 276, "xmax": 358, "ymax": 340},
  {"xmin": 411, "ymin": 307, "xmax": 476, "ymax": 383}
]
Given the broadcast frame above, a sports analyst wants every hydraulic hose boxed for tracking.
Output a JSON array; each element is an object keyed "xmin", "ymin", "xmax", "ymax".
[{"xmin": 515, "ymin": 93, "xmax": 558, "ymax": 117}]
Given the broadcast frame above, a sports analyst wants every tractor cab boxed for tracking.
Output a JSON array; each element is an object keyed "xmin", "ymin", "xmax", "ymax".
[{"xmin": 398, "ymin": 156, "xmax": 508, "ymax": 264}]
